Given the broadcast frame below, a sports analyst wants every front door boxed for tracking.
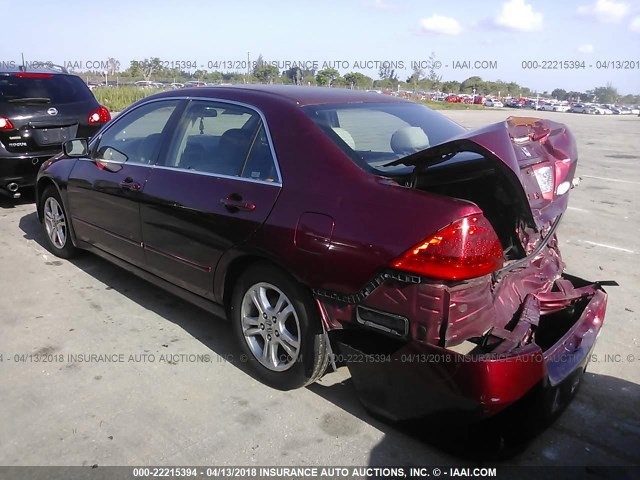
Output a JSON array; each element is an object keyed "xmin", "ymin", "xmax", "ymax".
[{"xmin": 67, "ymin": 99, "xmax": 182, "ymax": 265}]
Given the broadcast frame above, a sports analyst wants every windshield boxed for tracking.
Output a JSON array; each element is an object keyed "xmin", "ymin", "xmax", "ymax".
[
  {"xmin": 302, "ymin": 102, "xmax": 465, "ymax": 174},
  {"xmin": 0, "ymin": 74, "xmax": 94, "ymax": 104}
]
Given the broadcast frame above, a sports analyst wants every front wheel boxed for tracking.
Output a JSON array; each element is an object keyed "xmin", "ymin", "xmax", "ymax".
[
  {"xmin": 41, "ymin": 186, "xmax": 76, "ymax": 259},
  {"xmin": 231, "ymin": 263, "xmax": 329, "ymax": 390}
]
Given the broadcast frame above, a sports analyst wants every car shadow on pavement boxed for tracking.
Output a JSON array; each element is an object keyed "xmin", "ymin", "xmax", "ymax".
[
  {"xmin": 311, "ymin": 369, "xmax": 640, "ymax": 467},
  {"xmin": 17, "ymin": 210, "xmax": 640, "ymax": 467},
  {"xmin": 369, "ymin": 373, "xmax": 640, "ymax": 470},
  {"xmin": 0, "ymin": 189, "xmax": 35, "ymax": 208},
  {"xmin": 18, "ymin": 210, "xmax": 260, "ymax": 384}
]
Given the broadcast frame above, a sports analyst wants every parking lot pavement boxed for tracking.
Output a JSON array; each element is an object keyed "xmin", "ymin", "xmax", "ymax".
[{"xmin": 0, "ymin": 111, "xmax": 638, "ymax": 468}]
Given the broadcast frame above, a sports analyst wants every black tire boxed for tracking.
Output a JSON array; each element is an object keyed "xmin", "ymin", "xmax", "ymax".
[
  {"xmin": 230, "ymin": 263, "xmax": 329, "ymax": 390},
  {"xmin": 40, "ymin": 185, "xmax": 77, "ymax": 259}
]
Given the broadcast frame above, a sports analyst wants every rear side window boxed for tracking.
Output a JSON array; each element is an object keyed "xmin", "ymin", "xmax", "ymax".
[
  {"xmin": 165, "ymin": 100, "xmax": 280, "ymax": 182},
  {"xmin": 0, "ymin": 74, "xmax": 94, "ymax": 104},
  {"xmin": 303, "ymin": 102, "xmax": 465, "ymax": 174}
]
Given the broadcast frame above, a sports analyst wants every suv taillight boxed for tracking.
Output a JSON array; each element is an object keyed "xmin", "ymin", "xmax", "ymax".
[
  {"xmin": 390, "ymin": 214, "xmax": 504, "ymax": 281},
  {"xmin": 88, "ymin": 105, "xmax": 111, "ymax": 125},
  {"xmin": 0, "ymin": 117, "xmax": 14, "ymax": 130}
]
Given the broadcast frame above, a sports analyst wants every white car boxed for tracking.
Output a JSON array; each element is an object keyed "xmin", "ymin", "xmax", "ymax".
[
  {"xmin": 484, "ymin": 99, "xmax": 503, "ymax": 107},
  {"xmin": 538, "ymin": 102, "xmax": 556, "ymax": 111},
  {"xmin": 593, "ymin": 106, "xmax": 613, "ymax": 115},
  {"xmin": 570, "ymin": 104, "xmax": 596, "ymax": 114}
]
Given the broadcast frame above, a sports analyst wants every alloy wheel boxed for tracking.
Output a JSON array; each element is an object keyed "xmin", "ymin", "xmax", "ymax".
[
  {"xmin": 240, "ymin": 282, "xmax": 301, "ymax": 371},
  {"xmin": 43, "ymin": 196, "xmax": 67, "ymax": 249}
]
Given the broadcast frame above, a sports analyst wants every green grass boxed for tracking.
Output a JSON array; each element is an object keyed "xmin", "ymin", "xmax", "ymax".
[
  {"xmin": 420, "ymin": 100, "xmax": 486, "ymax": 110},
  {"xmin": 93, "ymin": 86, "xmax": 170, "ymax": 112}
]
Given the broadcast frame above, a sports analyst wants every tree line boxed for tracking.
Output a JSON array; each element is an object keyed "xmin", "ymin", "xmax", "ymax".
[{"xmin": 86, "ymin": 56, "xmax": 639, "ymax": 104}]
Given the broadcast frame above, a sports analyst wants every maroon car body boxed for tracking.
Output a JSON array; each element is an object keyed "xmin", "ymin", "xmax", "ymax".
[{"xmin": 36, "ymin": 86, "xmax": 607, "ymax": 422}]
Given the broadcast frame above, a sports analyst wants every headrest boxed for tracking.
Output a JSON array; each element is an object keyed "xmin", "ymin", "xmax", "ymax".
[
  {"xmin": 332, "ymin": 127, "xmax": 356, "ymax": 150},
  {"xmin": 390, "ymin": 127, "xmax": 430, "ymax": 154},
  {"xmin": 221, "ymin": 128, "xmax": 253, "ymax": 146}
]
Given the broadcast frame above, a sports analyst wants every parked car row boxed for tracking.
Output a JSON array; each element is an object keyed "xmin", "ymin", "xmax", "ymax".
[
  {"xmin": 569, "ymin": 103, "xmax": 639, "ymax": 114},
  {"xmin": 88, "ymin": 80, "xmax": 227, "ymax": 90},
  {"xmin": 537, "ymin": 102, "xmax": 571, "ymax": 112},
  {"xmin": 503, "ymin": 98, "xmax": 639, "ymax": 115},
  {"xmin": 601, "ymin": 104, "xmax": 639, "ymax": 115},
  {"xmin": 445, "ymin": 94, "xmax": 484, "ymax": 104}
]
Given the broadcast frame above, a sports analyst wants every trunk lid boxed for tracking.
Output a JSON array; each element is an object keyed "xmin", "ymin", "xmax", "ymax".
[{"xmin": 398, "ymin": 116, "xmax": 578, "ymax": 231}]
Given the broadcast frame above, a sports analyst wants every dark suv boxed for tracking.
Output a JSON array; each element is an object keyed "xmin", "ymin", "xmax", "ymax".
[{"xmin": 0, "ymin": 65, "xmax": 110, "ymax": 199}]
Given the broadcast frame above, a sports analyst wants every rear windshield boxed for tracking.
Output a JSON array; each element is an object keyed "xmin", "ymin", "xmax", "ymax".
[
  {"xmin": 302, "ymin": 102, "xmax": 465, "ymax": 174},
  {"xmin": 0, "ymin": 74, "xmax": 94, "ymax": 104}
]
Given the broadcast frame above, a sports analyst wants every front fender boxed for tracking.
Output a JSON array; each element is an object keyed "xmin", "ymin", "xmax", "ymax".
[
  {"xmin": 35, "ymin": 156, "xmax": 79, "ymax": 218},
  {"xmin": 35, "ymin": 157, "xmax": 80, "ymax": 247}
]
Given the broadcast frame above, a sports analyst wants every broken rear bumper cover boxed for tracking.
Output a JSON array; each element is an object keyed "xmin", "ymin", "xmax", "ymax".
[{"xmin": 325, "ymin": 274, "xmax": 608, "ymax": 421}]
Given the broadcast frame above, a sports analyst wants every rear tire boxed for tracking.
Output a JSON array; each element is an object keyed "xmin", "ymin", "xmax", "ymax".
[
  {"xmin": 41, "ymin": 186, "xmax": 76, "ymax": 259},
  {"xmin": 231, "ymin": 263, "xmax": 329, "ymax": 390}
]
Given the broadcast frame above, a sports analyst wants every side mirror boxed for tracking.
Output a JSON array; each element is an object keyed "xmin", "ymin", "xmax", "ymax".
[
  {"xmin": 95, "ymin": 146, "xmax": 128, "ymax": 164},
  {"xmin": 63, "ymin": 138, "xmax": 89, "ymax": 157},
  {"xmin": 94, "ymin": 146, "xmax": 128, "ymax": 172}
]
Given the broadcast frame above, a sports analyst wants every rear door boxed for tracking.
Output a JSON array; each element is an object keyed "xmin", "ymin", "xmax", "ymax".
[
  {"xmin": 67, "ymin": 99, "xmax": 183, "ymax": 265},
  {"xmin": 140, "ymin": 99, "xmax": 282, "ymax": 298}
]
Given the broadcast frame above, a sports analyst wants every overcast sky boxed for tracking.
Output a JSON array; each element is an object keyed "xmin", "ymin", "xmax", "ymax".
[{"xmin": 2, "ymin": 0, "xmax": 639, "ymax": 94}]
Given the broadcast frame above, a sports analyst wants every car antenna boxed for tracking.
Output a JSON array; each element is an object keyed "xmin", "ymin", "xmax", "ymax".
[{"xmin": 20, "ymin": 52, "xmax": 26, "ymax": 72}]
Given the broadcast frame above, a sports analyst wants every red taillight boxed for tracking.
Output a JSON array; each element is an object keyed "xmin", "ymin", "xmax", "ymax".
[
  {"xmin": 14, "ymin": 73, "xmax": 53, "ymax": 78},
  {"xmin": 391, "ymin": 214, "xmax": 504, "ymax": 281},
  {"xmin": 88, "ymin": 105, "xmax": 111, "ymax": 125},
  {"xmin": 0, "ymin": 116, "xmax": 15, "ymax": 130}
]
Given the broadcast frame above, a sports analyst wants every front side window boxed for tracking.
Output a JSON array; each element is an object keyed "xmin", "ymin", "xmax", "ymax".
[
  {"xmin": 303, "ymin": 102, "xmax": 465, "ymax": 174},
  {"xmin": 94, "ymin": 100, "xmax": 179, "ymax": 165},
  {"xmin": 165, "ymin": 100, "xmax": 279, "ymax": 182}
]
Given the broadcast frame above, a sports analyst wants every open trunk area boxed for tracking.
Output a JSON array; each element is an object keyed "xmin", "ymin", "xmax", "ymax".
[{"xmin": 406, "ymin": 151, "xmax": 529, "ymax": 261}]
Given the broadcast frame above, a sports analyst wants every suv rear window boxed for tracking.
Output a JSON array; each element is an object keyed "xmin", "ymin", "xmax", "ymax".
[{"xmin": 0, "ymin": 74, "xmax": 94, "ymax": 104}]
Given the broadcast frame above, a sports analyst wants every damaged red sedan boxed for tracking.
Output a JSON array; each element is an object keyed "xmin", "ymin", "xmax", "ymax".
[{"xmin": 36, "ymin": 86, "xmax": 607, "ymax": 421}]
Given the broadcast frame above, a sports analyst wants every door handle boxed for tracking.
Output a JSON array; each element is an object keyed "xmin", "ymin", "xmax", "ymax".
[
  {"xmin": 120, "ymin": 177, "xmax": 142, "ymax": 191},
  {"xmin": 220, "ymin": 194, "xmax": 256, "ymax": 212}
]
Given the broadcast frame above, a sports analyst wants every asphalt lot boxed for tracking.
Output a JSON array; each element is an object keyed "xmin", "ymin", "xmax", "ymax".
[{"xmin": 0, "ymin": 109, "xmax": 638, "ymax": 469}]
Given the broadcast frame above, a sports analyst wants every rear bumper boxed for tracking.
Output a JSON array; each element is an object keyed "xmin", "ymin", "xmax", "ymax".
[
  {"xmin": 0, "ymin": 124, "xmax": 99, "ymax": 193},
  {"xmin": 0, "ymin": 154, "xmax": 54, "ymax": 190},
  {"xmin": 335, "ymin": 275, "xmax": 607, "ymax": 421}
]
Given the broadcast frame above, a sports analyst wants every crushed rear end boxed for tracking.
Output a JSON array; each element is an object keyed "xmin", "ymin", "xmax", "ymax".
[{"xmin": 326, "ymin": 116, "xmax": 609, "ymax": 421}]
